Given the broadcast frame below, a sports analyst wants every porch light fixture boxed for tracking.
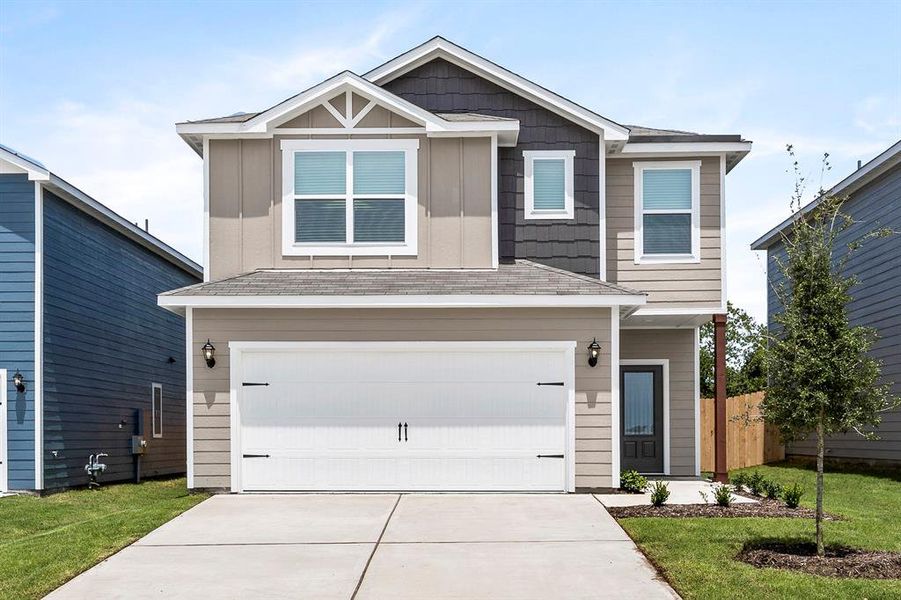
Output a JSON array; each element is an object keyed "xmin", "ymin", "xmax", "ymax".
[
  {"xmin": 12, "ymin": 369, "xmax": 26, "ymax": 392},
  {"xmin": 587, "ymin": 338, "xmax": 601, "ymax": 368},
  {"xmin": 201, "ymin": 340, "xmax": 216, "ymax": 368}
]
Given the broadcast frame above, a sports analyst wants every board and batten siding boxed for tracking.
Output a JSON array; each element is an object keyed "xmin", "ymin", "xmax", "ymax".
[
  {"xmin": 382, "ymin": 58, "xmax": 602, "ymax": 278},
  {"xmin": 207, "ymin": 132, "xmax": 493, "ymax": 280},
  {"xmin": 606, "ymin": 156, "xmax": 723, "ymax": 307},
  {"xmin": 0, "ymin": 173, "xmax": 36, "ymax": 490},
  {"xmin": 41, "ymin": 191, "xmax": 198, "ymax": 489},
  {"xmin": 191, "ymin": 307, "xmax": 613, "ymax": 490},
  {"xmin": 620, "ymin": 328, "xmax": 698, "ymax": 476},
  {"xmin": 766, "ymin": 166, "xmax": 901, "ymax": 463}
]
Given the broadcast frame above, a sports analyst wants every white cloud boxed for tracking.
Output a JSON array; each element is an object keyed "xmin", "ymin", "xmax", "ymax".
[{"xmin": 854, "ymin": 94, "xmax": 901, "ymax": 134}]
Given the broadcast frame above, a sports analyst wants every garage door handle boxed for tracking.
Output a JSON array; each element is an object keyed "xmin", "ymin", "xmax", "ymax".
[
  {"xmin": 404, "ymin": 422, "xmax": 408, "ymax": 442},
  {"xmin": 398, "ymin": 422, "xmax": 402, "ymax": 442}
]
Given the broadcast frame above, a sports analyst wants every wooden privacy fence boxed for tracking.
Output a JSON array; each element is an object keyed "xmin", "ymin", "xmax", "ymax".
[{"xmin": 701, "ymin": 391, "xmax": 785, "ymax": 471}]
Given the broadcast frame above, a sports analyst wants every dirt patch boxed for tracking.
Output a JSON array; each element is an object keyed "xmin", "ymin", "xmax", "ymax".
[
  {"xmin": 736, "ymin": 542, "xmax": 901, "ymax": 579},
  {"xmin": 607, "ymin": 498, "xmax": 841, "ymax": 519}
]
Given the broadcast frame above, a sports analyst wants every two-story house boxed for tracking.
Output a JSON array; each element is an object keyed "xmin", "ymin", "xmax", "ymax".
[{"xmin": 160, "ymin": 37, "xmax": 750, "ymax": 492}]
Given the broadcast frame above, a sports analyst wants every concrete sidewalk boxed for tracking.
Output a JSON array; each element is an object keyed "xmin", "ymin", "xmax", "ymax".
[{"xmin": 47, "ymin": 494, "xmax": 679, "ymax": 600}]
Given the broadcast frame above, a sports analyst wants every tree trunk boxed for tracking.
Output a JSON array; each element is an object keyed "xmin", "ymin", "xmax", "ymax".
[{"xmin": 816, "ymin": 412, "xmax": 825, "ymax": 557}]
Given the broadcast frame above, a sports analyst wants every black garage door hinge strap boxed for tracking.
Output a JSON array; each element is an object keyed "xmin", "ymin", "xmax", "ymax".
[
  {"xmin": 536, "ymin": 381, "xmax": 564, "ymax": 386},
  {"xmin": 242, "ymin": 382, "xmax": 270, "ymax": 386},
  {"xmin": 242, "ymin": 454, "xmax": 270, "ymax": 458},
  {"xmin": 536, "ymin": 454, "xmax": 565, "ymax": 459}
]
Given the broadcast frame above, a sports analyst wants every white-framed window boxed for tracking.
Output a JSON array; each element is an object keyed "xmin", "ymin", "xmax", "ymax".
[
  {"xmin": 523, "ymin": 150, "xmax": 575, "ymax": 220},
  {"xmin": 151, "ymin": 383, "xmax": 163, "ymax": 438},
  {"xmin": 633, "ymin": 160, "xmax": 701, "ymax": 264},
  {"xmin": 281, "ymin": 139, "xmax": 419, "ymax": 256}
]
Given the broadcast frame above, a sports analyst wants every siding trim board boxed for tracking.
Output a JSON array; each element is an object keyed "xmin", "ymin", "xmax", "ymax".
[
  {"xmin": 1, "ymin": 369, "xmax": 7, "ymax": 492},
  {"xmin": 34, "ymin": 182, "xmax": 43, "ymax": 490}
]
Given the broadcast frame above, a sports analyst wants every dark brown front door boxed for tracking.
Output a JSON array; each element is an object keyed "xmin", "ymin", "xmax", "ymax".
[{"xmin": 620, "ymin": 365, "xmax": 664, "ymax": 473}]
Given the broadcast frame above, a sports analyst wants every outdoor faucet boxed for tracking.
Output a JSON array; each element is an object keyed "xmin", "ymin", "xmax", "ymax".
[{"xmin": 85, "ymin": 453, "xmax": 109, "ymax": 488}]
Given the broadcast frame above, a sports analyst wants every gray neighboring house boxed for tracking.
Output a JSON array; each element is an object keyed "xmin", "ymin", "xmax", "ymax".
[
  {"xmin": 752, "ymin": 140, "xmax": 901, "ymax": 464},
  {"xmin": 161, "ymin": 36, "xmax": 751, "ymax": 493}
]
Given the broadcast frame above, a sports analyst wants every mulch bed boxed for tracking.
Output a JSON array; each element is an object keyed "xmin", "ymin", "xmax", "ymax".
[
  {"xmin": 607, "ymin": 497, "xmax": 841, "ymax": 519},
  {"xmin": 736, "ymin": 542, "xmax": 901, "ymax": 579}
]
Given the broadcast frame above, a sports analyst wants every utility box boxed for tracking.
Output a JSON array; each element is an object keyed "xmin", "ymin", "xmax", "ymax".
[{"xmin": 131, "ymin": 435, "xmax": 146, "ymax": 455}]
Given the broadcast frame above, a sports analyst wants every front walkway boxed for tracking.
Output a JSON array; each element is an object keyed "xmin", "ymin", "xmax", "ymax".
[{"xmin": 47, "ymin": 494, "xmax": 679, "ymax": 599}]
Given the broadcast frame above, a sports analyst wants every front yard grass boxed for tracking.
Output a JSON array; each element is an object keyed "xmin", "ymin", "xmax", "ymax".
[
  {"xmin": 617, "ymin": 461, "xmax": 901, "ymax": 599},
  {"xmin": 0, "ymin": 478, "xmax": 207, "ymax": 600}
]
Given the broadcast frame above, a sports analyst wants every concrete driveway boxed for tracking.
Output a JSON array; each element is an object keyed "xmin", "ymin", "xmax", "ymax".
[{"xmin": 47, "ymin": 494, "xmax": 678, "ymax": 600}]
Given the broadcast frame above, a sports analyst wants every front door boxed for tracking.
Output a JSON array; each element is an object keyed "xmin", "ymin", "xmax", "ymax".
[{"xmin": 620, "ymin": 365, "xmax": 664, "ymax": 473}]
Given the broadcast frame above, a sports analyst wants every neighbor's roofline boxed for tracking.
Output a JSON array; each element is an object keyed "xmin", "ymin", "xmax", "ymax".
[
  {"xmin": 362, "ymin": 36, "xmax": 631, "ymax": 140},
  {"xmin": 0, "ymin": 145, "xmax": 202, "ymax": 278},
  {"xmin": 751, "ymin": 139, "xmax": 901, "ymax": 250}
]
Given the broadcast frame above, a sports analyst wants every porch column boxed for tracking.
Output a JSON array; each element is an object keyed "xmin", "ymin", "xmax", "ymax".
[{"xmin": 713, "ymin": 313, "xmax": 728, "ymax": 483}]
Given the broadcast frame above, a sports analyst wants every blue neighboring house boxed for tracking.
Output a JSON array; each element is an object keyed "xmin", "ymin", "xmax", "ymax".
[
  {"xmin": 1, "ymin": 145, "xmax": 202, "ymax": 493},
  {"xmin": 752, "ymin": 140, "xmax": 900, "ymax": 465}
]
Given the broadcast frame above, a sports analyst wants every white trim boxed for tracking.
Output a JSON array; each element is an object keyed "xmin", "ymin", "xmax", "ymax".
[
  {"xmin": 280, "ymin": 138, "xmax": 419, "ymax": 257},
  {"xmin": 159, "ymin": 293, "xmax": 647, "ymax": 310},
  {"xmin": 621, "ymin": 142, "xmax": 752, "ymax": 154},
  {"xmin": 271, "ymin": 127, "xmax": 426, "ymax": 136},
  {"xmin": 0, "ymin": 148, "xmax": 49, "ymax": 181},
  {"xmin": 185, "ymin": 307, "xmax": 194, "ymax": 489},
  {"xmin": 33, "ymin": 182, "xmax": 43, "ymax": 491},
  {"xmin": 694, "ymin": 327, "xmax": 701, "ymax": 477},
  {"xmin": 631, "ymin": 306, "xmax": 725, "ymax": 316},
  {"xmin": 719, "ymin": 154, "xmax": 727, "ymax": 308},
  {"xmin": 490, "ymin": 134, "xmax": 499, "ymax": 268},
  {"xmin": 0, "ymin": 369, "xmax": 7, "ymax": 493},
  {"xmin": 633, "ymin": 160, "xmax": 701, "ymax": 264},
  {"xmin": 610, "ymin": 308, "xmax": 620, "ymax": 488},
  {"xmin": 228, "ymin": 341, "xmax": 577, "ymax": 493},
  {"xmin": 620, "ymin": 359, "xmax": 670, "ymax": 476},
  {"xmin": 202, "ymin": 137, "xmax": 210, "ymax": 282},
  {"xmin": 151, "ymin": 383, "xmax": 163, "ymax": 439},
  {"xmin": 523, "ymin": 150, "xmax": 575, "ymax": 220},
  {"xmin": 363, "ymin": 37, "xmax": 630, "ymax": 140},
  {"xmin": 598, "ymin": 133, "xmax": 607, "ymax": 280}
]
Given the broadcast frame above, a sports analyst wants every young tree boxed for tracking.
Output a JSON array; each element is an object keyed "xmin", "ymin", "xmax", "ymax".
[
  {"xmin": 699, "ymin": 302, "xmax": 767, "ymax": 397},
  {"xmin": 762, "ymin": 149, "xmax": 896, "ymax": 557}
]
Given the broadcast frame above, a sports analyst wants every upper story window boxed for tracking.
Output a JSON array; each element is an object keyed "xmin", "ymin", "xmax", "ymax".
[
  {"xmin": 152, "ymin": 383, "xmax": 163, "ymax": 438},
  {"xmin": 281, "ymin": 139, "xmax": 419, "ymax": 256},
  {"xmin": 523, "ymin": 150, "xmax": 575, "ymax": 220},
  {"xmin": 633, "ymin": 161, "xmax": 701, "ymax": 264}
]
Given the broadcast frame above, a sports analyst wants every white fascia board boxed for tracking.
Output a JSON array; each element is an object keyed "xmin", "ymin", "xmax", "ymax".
[
  {"xmin": 0, "ymin": 149, "xmax": 50, "ymax": 181},
  {"xmin": 364, "ymin": 38, "xmax": 630, "ymax": 141},
  {"xmin": 158, "ymin": 293, "xmax": 647, "ymax": 310},
  {"xmin": 620, "ymin": 141, "xmax": 752, "ymax": 154},
  {"xmin": 631, "ymin": 306, "xmax": 725, "ymax": 316}
]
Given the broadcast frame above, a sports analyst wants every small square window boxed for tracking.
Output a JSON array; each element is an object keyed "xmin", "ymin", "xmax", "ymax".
[{"xmin": 524, "ymin": 150, "xmax": 575, "ymax": 220}]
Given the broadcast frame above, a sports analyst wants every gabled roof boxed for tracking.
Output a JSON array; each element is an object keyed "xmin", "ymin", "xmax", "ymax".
[
  {"xmin": 159, "ymin": 260, "xmax": 646, "ymax": 310},
  {"xmin": 0, "ymin": 144, "xmax": 202, "ymax": 278},
  {"xmin": 751, "ymin": 139, "xmax": 901, "ymax": 250},
  {"xmin": 363, "ymin": 36, "xmax": 630, "ymax": 141},
  {"xmin": 176, "ymin": 71, "xmax": 521, "ymax": 154}
]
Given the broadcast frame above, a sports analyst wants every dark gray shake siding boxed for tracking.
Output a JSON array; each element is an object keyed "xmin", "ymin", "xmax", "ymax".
[
  {"xmin": 767, "ymin": 166, "xmax": 901, "ymax": 462},
  {"xmin": 41, "ymin": 192, "xmax": 197, "ymax": 489},
  {"xmin": 0, "ymin": 173, "xmax": 36, "ymax": 490},
  {"xmin": 383, "ymin": 58, "xmax": 601, "ymax": 278}
]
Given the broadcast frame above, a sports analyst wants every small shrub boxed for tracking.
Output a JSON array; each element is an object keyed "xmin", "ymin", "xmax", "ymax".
[
  {"xmin": 783, "ymin": 482, "xmax": 804, "ymax": 508},
  {"xmin": 747, "ymin": 471, "xmax": 766, "ymax": 496},
  {"xmin": 763, "ymin": 479, "xmax": 784, "ymax": 499},
  {"xmin": 730, "ymin": 472, "xmax": 749, "ymax": 492},
  {"xmin": 698, "ymin": 490, "xmax": 709, "ymax": 504},
  {"xmin": 649, "ymin": 481, "xmax": 670, "ymax": 507},
  {"xmin": 712, "ymin": 483, "xmax": 733, "ymax": 507},
  {"xmin": 620, "ymin": 470, "xmax": 648, "ymax": 493}
]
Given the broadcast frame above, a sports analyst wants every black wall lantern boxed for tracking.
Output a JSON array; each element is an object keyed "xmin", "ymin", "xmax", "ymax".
[
  {"xmin": 587, "ymin": 338, "xmax": 601, "ymax": 368},
  {"xmin": 12, "ymin": 369, "xmax": 26, "ymax": 393},
  {"xmin": 201, "ymin": 340, "xmax": 216, "ymax": 368}
]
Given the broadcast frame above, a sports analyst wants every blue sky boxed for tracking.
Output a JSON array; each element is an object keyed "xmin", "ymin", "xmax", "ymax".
[{"xmin": 1, "ymin": 0, "xmax": 899, "ymax": 320}]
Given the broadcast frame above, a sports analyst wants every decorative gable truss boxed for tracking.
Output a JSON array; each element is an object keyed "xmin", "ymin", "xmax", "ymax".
[{"xmin": 176, "ymin": 71, "xmax": 519, "ymax": 155}]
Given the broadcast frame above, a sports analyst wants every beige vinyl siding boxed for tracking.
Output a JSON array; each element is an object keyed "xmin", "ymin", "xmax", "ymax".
[
  {"xmin": 207, "ymin": 135, "xmax": 493, "ymax": 279},
  {"xmin": 191, "ymin": 307, "xmax": 613, "ymax": 490},
  {"xmin": 620, "ymin": 328, "xmax": 697, "ymax": 476},
  {"xmin": 606, "ymin": 156, "xmax": 723, "ymax": 308}
]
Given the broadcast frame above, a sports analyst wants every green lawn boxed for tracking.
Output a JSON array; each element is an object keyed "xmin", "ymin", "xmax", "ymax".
[
  {"xmin": 618, "ymin": 461, "xmax": 901, "ymax": 600},
  {"xmin": 0, "ymin": 478, "xmax": 208, "ymax": 600}
]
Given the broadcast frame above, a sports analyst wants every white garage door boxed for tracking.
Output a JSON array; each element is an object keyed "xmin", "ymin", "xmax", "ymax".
[{"xmin": 234, "ymin": 342, "xmax": 573, "ymax": 492}]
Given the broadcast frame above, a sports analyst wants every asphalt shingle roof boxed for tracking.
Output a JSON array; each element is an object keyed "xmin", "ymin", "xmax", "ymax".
[{"xmin": 162, "ymin": 260, "xmax": 644, "ymax": 298}]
